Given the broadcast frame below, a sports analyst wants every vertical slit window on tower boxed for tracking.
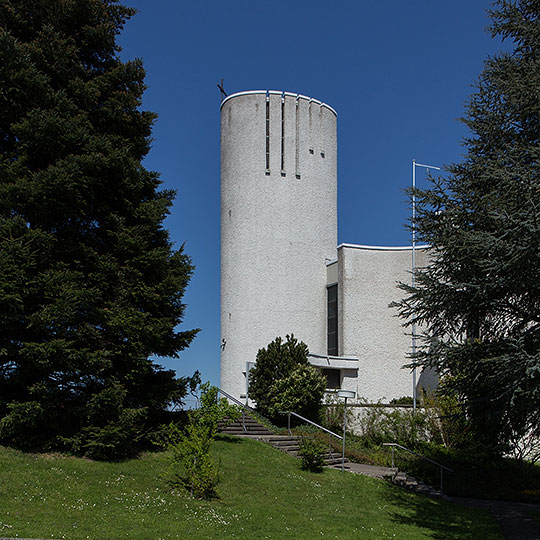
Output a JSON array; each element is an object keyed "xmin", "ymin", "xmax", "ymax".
[
  {"xmin": 265, "ymin": 96, "xmax": 270, "ymax": 174},
  {"xmin": 295, "ymin": 98, "xmax": 300, "ymax": 178},
  {"xmin": 280, "ymin": 98, "xmax": 285, "ymax": 175},
  {"xmin": 327, "ymin": 284, "xmax": 338, "ymax": 356},
  {"xmin": 308, "ymin": 102, "xmax": 314, "ymax": 157}
]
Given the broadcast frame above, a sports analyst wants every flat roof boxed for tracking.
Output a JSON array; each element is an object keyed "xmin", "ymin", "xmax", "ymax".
[
  {"xmin": 337, "ymin": 243, "xmax": 430, "ymax": 251},
  {"xmin": 220, "ymin": 90, "xmax": 337, "ymax": 116}
]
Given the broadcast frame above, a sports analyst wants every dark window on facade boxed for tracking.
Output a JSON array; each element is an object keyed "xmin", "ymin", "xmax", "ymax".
[
  {"xmin": 322, "ymin": 368, "xmax": 341, "ymax": 389},
  {"xmin": 265, "ymin": 97, "xmax": 270, "ymax": 171},
  {"xmin": 327, "ymin": 284, "xmax": 338, "ymax": 356}
]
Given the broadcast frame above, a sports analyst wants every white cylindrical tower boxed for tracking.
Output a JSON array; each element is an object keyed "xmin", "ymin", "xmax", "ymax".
[{"xmin": 220, "ymin": 90, "xmax": 337, "ymax": 400}]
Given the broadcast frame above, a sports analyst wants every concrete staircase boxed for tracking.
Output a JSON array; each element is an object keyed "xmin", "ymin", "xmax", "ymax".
[
  {"xmin": 218, "ymin": 414, "xmax": 348, "ymax": 466},
  {"xmin": 390, "ymin": 470, "xmax": 449, "ymax": 499},
  {"xmin": 218, "ymin": 414, "xmax": 274, "ymax": 437}
]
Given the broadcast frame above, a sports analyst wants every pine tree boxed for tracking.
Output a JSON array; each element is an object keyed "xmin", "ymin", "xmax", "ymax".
[
  {"xmin": 396, "ymin": 0, "xmax": 540, "ymax": 455},
  {"xmin": 0, "ymin": 0, "xmax": 198, "ymax": 458}
]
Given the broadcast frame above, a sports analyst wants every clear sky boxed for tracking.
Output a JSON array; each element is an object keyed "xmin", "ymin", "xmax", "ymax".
[{"xmin": 117, "ymin": 0, "xmax": 505, "ymax": 389}]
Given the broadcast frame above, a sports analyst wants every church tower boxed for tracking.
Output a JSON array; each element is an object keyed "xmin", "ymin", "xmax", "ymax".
[{"xmin": 220, "ymin": 90, "xmax": 337, "ymax": 400}]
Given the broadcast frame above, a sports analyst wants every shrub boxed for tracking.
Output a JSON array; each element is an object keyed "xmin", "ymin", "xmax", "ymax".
[
  {"xmin": 249, "ymin": 335, "xmax": 326, "ymax": 424},
  {"xmin": 267, "ymin": 364, "xmax": 326, "ymax": 422},
  {"xmin": 0, "ymin": 401, "xmax": 45, "ymax": 449},
  {"xmin": 165, "ymin": 382, "xmax": 239, "ymax": 499},
  {"xmin": 321, "ymin": 393, "xmax": 355, "ymax": 434},
  {"xmin": 166, "ymin": 421, "xmax": 219, "ymax": 499},
  {"xmin": 357, "ymin": 402, "xmax": 432, "ymax": 448},
  {"xmin": 298, "ymin": 437, "xmax": 326, "ymax": 472},
  {"xmin": 422, "ymin": 389, "xmax": 472, "ymax": 450},
  {"xmin": 389, "ymin": 396, "xmax": 414, "ymax": 406}
]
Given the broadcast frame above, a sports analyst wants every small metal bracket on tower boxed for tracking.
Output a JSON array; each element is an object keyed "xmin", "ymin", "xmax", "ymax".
[{"xmin": 217, "ymin": 78, "xmax": 228, "ymax": 99}]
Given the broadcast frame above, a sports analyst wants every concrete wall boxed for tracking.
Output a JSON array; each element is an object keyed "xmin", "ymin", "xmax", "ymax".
[
  {"xmin": 337, "ymin": 244, "xmax": 431, "ymax": 402},
  {"xmin": 220, "ymin": 91, "xmax": 337, "ymax": 400}
]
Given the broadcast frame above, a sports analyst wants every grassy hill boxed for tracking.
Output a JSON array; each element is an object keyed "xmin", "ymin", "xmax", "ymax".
[{"xmin": 0, "ymin": 436, "xmax": 503, "ymax": 540}]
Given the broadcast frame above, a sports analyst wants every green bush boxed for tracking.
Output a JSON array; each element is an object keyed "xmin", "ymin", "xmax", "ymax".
[
  {"xmin": 356, "ymin": 402, "xmax": 433, "ymax": 449},
  {"xmin": 249, "ymin": 335, "xmax": 326, "ymax": 424},
  {"xmin": 389, "ymin": 396, "xmax": 414, "ymax": 406},
  {"xmin": 0, "ymin": 401, "xmax": 45, "ymax": 449},
  {"xmin": 165, "ymin": 383, "xmax": 240, "ymax": 499},
  {"xmin": 166, "ymin": 421, "xmax": 219, "ymax": 499},
  {"xmin": 298, "ymin": 437, "xmax": 326, "ymax": 472},
  {"xmin": 267, "ymin": 364, "xmax": 326, "ymax": 422},
  {"xmin": 321, "ymin": 393, "xmax": 354, "ymax": 434}
]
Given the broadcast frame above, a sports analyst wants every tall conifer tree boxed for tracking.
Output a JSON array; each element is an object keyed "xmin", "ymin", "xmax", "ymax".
[
  {"xmin": 0, "ymin": 0, "xmax": 197, "ymax": 458},
  {"xmin": 396, "ymin": 0, "xmax": 540, "ymax": 454}
]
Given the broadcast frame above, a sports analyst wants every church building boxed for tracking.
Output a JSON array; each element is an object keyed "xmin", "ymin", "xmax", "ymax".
[{"xmin": 220, "ymin": 90, "xmax": 433, "ymax": 404}]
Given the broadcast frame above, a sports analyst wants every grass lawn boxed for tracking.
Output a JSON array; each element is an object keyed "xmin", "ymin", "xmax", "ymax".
[
  {"xmin": 293, "ymin": 428, "xmax": 540, "ymax": 503},
  {"xmin": 0, "ymin": 436, "xmax": 503, "ymax": 540}
]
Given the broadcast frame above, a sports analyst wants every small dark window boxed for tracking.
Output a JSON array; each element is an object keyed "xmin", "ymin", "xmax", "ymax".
[
  {"xmin": 281, "ymin": 98, "xmax": 285, "ymax": 172},
  {"xmin": 327, "ymin": 284, "xmax": 338, "ymax": 356},
  {"xmin": 265, "ymin": 97, "xmax": 270, "ymax": 171},
  {"xmin": 322, "ymin": 368, "xmax": 341, "ymax": 389}
]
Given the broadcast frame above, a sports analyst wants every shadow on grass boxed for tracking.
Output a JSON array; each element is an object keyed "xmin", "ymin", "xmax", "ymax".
[
  {"xmin": 380, "ymin": 484, "xmax": 503, "ymax": 540},
  {"xmin": 530, "ymin": 510, "xmax": 540, "ymax": 524}
]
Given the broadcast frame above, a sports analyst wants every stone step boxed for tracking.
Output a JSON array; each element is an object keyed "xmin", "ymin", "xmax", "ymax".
[
  {"xmin": 218, "ymin": 421, "xmax": 269, "ymax": 428},
  {"xmin": 217, "ymin": 412, "xmax": 275, "ymax": 438},
  {"xmin": 388, "ymin": 470, "xmax": 447, "ymax": 500},
  {"xmin": 267, "ymin": 436, "xmax": 299, "ymax": 442},
  {"xmin": 223, "ymin": 432, "xmax": 276, "ymax": 437},
  {"xmin": 272, "ymin": 444, "xmax": 300, "ymax": 452},
  {"xmin": 263, "ymin": 436, "xmax": 299, "ymax": 442},
  {"xmin": 218, "ymin": 419, "xmax": 262, "ymax": 426},
  {"xmin": 217, "ymin": 414, "xmax": 356, "ymax": 469},
  {"xmin": 324, "ymin": 457, "xmax": 347, "ymax": 465},
  {"xmin": 219, "ymin": 424, "xmax": 264, "ymax": 430},
  {"xmin": 220, "ymin": 427, "xmax": 272, "ymax": 434}
]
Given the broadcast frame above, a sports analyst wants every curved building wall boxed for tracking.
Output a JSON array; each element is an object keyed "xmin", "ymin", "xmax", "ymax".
[
  {"xmin": 337, "ymin": 244, "xmax": 431, "ymax": 401},
  {"xmin": 220, "ymin": 91, "xmax": 337, "ymax": 400}
]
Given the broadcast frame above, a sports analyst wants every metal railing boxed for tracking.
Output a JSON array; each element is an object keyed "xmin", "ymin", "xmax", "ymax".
[
  {"xmin": 383, "ymin": 442, "xmax": 454, "ymax": 493},
  {"xmin": 282, "ymin": 411, "xmax": 349, "ymax": 470},
  {"xmin": 217, "ymin": 387, "xmax": 254, "ymax": 432},
  {"xmin": 283, "ymin": 411, "xmax": 342, "ymax": 440}
]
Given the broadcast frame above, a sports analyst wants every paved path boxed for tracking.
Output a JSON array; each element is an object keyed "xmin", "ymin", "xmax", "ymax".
[
  {"xmin": 451, "ymin": 497, "xmax": 540, "ymax": 540},
  {"xmin": 326, "ymin": 461, "xmax": 396, "ymax": 478},
  {"xmin": 327, "ymin": 462, "xmax": 540, "ymax": 540}
]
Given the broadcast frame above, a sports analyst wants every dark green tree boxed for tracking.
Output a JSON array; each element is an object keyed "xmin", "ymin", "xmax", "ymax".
[
  {"xmin": 249, "ymin": 334, "xmax": 326, "ymax": 423},
  {"xmin": 395, "ymin": 0, "xmax": 540, "ymax": 456},
  {"xmin": 0, "ymin": 0, "xmax": 198, "ymax": 458}
]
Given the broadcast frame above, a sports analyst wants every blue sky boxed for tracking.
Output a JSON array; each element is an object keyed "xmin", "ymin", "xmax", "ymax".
[{"xmin": 117, "ymin": 0, "xmax": 505, "ymax": 389}]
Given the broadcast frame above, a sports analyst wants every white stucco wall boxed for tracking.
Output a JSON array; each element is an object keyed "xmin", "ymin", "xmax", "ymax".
[
  {"xmin": 337, "ymin": 244, "xmax": 430, "ymax": 402},
  {"xmin": 220, "ymin": 91, "xmax": 337, "ymax": 400}
]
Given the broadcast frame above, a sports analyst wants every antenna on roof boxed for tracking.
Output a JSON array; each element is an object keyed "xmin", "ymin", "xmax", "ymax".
[{"xmin": 217, "ymin": 78, "xmax": 228, "ymax": 99}]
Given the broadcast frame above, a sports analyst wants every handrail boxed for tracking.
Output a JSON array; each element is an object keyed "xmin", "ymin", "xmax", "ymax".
[
  {"xmin": 283, "ymin": 411, "xmax": 342, "ymax": 440},
  {"xmin": 217, "ymin": 388, "xmax": 253, "ymax": 410},
  {"xmin": 383, "ymin": 442, "xmax": 454, "ymax": 493},
  {"xmin": 382, "ymin": 443, "xmax": 454, "ymax": 472},
  {"xmin": 217, "ymin": 388, "xmax": 254, "ymax": 432}
]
